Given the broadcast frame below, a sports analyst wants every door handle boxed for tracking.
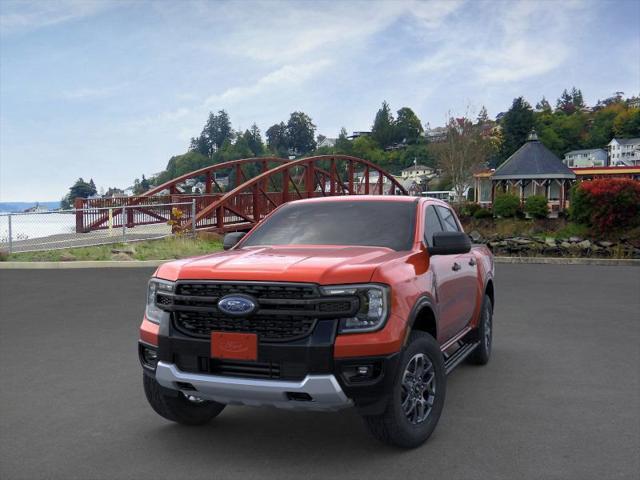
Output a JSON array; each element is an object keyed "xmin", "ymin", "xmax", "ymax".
[
  {"xmin": 469, "ymin": 258, "xmax": 477, "ymax": 266},
  {"xmin": 452, "ymin": 262, "xmax": 461, "ymax": 271}
]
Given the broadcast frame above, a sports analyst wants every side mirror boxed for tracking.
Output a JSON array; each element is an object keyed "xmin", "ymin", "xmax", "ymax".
[
  {"xmin": 223, "ymin": 232, "xmax": 247, "ymax": 250},
  {"xmin": 429, "ymin": 231, "xmax": 471, "ymax": 256}
]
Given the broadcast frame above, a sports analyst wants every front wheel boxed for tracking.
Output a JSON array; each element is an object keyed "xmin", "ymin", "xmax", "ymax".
[
  {"xmin": 468, "ymin": 294, "xmax": 493, "ymax": 365},
  {"xmin": 363, "ymin": 331, "xmax": 446, "ymax": 448},
  {"xmin": 143, "ymin": 375, "xmax": 226, "ymax": 425}
]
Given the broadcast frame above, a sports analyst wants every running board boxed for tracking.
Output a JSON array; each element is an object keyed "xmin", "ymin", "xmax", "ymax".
[{"xmin": 444, "ymin": 341, "xmax": 480, "ymax": 375}]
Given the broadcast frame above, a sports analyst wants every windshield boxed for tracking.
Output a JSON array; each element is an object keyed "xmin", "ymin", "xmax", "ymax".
[{"xmin": 241, "ymin": 200, "xmax": 417, "ymax": 251}]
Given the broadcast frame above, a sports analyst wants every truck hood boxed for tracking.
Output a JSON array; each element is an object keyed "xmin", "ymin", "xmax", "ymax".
[{"xmin": 154, "ymin": 245, "xmax": 406, "ymax": 284}]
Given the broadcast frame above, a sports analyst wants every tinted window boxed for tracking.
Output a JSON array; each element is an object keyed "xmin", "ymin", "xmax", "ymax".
[
  {"xmin": 424, "ymin": 205, "xmax": 443, "ymax": 246},
  {"xmin": 436, "ymin": 206, "xmax": 460, "ymax": 232},
  {"xmin": 242, "ymin": 200, "xmax": 417, "ymax": 251}
]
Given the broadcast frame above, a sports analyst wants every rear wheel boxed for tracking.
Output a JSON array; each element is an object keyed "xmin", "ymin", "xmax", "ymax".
[
  {"xmin": 363, "ymin": 331, "xmax": 446, "ymax": 448},
  {"xmin": 468, "ymin": 294, "xmax": 492, "ymax": 365},
  {"xmin": 143, "ymin": 375, "xmax": 226, "ymax": 425}
]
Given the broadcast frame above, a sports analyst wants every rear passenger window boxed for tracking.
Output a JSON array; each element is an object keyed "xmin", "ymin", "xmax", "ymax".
[
  {"xmin": 436, "ymin": 206, "xmax": 460, "ymax": 232},
  {"xmin": 424, "ymin": 205, "xmax": 443, "ymax": 246}
]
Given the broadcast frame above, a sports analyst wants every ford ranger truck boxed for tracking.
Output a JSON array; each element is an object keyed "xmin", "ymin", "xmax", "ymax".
[{"xmin": 139, "ymin": 196, "xmax": 494, "ymax": 448}]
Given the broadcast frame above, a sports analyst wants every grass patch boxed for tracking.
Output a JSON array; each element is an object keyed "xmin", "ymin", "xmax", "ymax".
[{"xmin": 3, "ymin": 235, "xmax": 223, "ymax": 262}]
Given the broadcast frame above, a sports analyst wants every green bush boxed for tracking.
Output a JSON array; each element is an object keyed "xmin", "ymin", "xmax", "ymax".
[
  {"xmin": 473, "ymin": 208, "xmax": 493, "ymax": 219},
  {"xmin": 493, "ymin": 193, "xmax": 520, "ymax": 218},
  {"xmin": 456, "ymin": 202, "xmax": 481, "ymax": 218},
  {"xmin": 524, "ymin": 195, "xmax": 549, "ymax": 219}
]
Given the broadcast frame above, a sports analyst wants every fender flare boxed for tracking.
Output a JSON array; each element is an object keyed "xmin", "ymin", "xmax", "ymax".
[{"xmin": 403, "ymin": 295, "xmax": 439, "ymax": 346}]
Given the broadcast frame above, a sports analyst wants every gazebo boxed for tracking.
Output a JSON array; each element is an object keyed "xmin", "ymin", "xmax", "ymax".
[{"xmin": 474, "ymin": 131, "xmax": 576, "ymax": 216}]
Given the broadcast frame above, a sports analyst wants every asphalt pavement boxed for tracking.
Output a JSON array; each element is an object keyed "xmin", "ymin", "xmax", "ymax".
[{"xmin": 0, "ymin": 265, "xmax": 638, "ymax": 480}]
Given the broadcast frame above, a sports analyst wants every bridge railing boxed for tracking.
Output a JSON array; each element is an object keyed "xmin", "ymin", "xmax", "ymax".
[{"xmin": 74, "ymin": 194, "xmax": 222, "ymax": 233}]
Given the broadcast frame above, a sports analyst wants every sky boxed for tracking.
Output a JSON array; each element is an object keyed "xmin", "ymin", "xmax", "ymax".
[{"xmin": 0, "ymin": 0, "xmax": 639, "ymax": 202}]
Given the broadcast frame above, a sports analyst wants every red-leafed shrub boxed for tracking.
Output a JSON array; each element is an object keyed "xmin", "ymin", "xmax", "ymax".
[{"xmin": 570, "ymin": 179, "xmax": 640, "ymax": 233}]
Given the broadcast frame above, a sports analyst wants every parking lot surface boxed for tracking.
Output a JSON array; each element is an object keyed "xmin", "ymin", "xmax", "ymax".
[{"xmin": 1, "ymin": 265, "xmax": 638, "ymax": 480}]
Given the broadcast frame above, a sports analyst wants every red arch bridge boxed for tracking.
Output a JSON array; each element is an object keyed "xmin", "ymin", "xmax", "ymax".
[{"xmin": 75, "ymin": 155, "xmax": 408, "ymax": 234}]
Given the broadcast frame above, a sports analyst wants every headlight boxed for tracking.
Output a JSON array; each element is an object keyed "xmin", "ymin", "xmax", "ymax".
[
  {"xmin": 146, "ymin": 278, "xmax": 174, "ymax": 324},
  {"xmin": 320, "ymin": 284, "xmax": 390, "ymax": 333}
]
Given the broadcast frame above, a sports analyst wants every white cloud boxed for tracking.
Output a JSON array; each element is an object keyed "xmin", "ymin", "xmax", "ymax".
[
  {"xmin": 0, "ymin": 0, "xmax": 116, "ymax": 35},
  {"xmin": 412, "ymin": 0, "xmax": 585, "ymax": 84},
  {"xmin": 205, "ymin": 60, "xmax": 333, "ymax": 105}
]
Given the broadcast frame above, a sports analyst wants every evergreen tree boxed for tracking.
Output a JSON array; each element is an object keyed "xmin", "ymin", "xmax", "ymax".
[
  {"xmin": 535, "ymin": 97, "xmax": 552, "ymax": 113},
  {"xmin": 371, "ymin": 101, "xmax": 395, "ymax": 148},
  {"xmin": 200, "ymin": 110, "xmax": 233, "ymax": 155},
  {"xmin": 335, "ymin": 127, "xmax": 352, "ymax": 154},
  {"xmin": 571, "ymin": 87, "xmax": 585, "ymax": 110},
  {"xmin": 499, "ymin": 97, "xmax": 535, "ymax": 164},
  {"xmin": 243, "ymin": 123, "xmax": 264, "ymax": 156},
  {"xmin": 477, "ymin": 106, "xmax": 490, "ymax": 124},
  {"xmin": 556, "ymin": 89, "xmax": 576, "ymax": 114}
]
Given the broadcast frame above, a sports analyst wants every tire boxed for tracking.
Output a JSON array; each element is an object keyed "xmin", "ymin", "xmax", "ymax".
[
  {"xmin": 143, "ymin": 374, "xmax": 226, "ymax": 425},
  {"xmin": 468, "ymin": 294, "xmax": 493, "ymax": 365},
  {"xmin": 363, "ymin": 331, "xmax": 446, "ymax": 448}
]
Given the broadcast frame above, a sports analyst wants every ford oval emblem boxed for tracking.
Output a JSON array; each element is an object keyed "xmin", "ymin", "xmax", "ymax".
[{"xmin": 217, "ymin": 295, "xmax": 257, "ymax": 316}]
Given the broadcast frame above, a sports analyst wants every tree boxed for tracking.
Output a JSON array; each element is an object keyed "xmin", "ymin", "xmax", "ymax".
[
  {"xmin": 335, "ymin": 127, "xmax": 352, "ymax": 154},
  {"xmin": 613, "ymin": 109, "xmax": 640, "ymax": 137},
  {"xmin": 371, "ymin": 101, "xmax": 395, "ymax": 148},
  {"xmin": 61, "ymin": 178, "xmax": 98, "ymax": 208},
  {"xmin": 155, "ymin": 151, "xmax": 210, "ymax": 185},
  {"xmin": 556, "ymin": 89, "xmax": 574, "ymax": 114},
  {"xmin": 395, "ymin": 107, "xmax": 424, "ymax": 144},
  {"xmin": 266, "ymin": 122, "xmax": 289, "ymax": 155},
  {"xmin": 133, "ymin": 174, "xmax": 151, "ymax": 194},
  {"xmin": 189, "ymin": 134, "xmax": 209, "ymax": 157},
  {"xmin": 477, "ymin": 106, "xmax": 490, "ymax": 124},
  {"xmin": 571, "ymin": 87, "xmax": 585, "ymax": 111},
  {"xmin": 198, "ymin": 110, "xmax": 233, "ymax": 156},
  {"xmin": 535, "ymin": 97, "xmax": 552, "ymax": 113},
  {"xmin": 243, "ymin": 123, "xmax": 264, "ymax": 156},
  {"xmin": 286, "ymin": 111, "xmax": 316, "ymax": 154},
  {"xmin": 436, "ymin": 115, "xmax": 490, "ymax": 201},
  {"xmin": 499, "ymin": 97, "xmax": 535, "ymax": 164}
]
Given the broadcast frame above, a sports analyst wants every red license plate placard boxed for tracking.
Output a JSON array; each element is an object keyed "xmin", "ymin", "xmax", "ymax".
[{"xmin": 211, "ymin": 332, "xmax": 258, "ymax": 361}]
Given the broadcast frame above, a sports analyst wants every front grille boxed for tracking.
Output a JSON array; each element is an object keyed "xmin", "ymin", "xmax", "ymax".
[
  {"xmin": 174, "ymin": 311, "xmax": 317, "ymax": 341},
  {"xmin": 162, "ymin": 281, "xmax": 358, "ymax": 342},
  {"xmin": 176, "ymin": 283, "xmax": 317, "ymax": 300}
]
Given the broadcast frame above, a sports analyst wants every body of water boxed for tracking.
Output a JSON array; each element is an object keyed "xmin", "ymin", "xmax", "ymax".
[{"xmin": 0, "ymin": 212, "xmax": 76, "ymax": 243}]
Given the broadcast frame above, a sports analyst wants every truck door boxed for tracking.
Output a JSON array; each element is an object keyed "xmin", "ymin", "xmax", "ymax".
[
  {"xmin": 434, "ymin": 205, "xmax": 478, "ymax": 337},
  {"xmin": 424, "ymin": 204, "xmax": 461, "ymax": 343}
]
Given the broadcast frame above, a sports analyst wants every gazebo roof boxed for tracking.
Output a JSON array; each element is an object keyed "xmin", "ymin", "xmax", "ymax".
[{"xmin": 493, "ymin": 131, "xmax": 576, "ymax": 180}]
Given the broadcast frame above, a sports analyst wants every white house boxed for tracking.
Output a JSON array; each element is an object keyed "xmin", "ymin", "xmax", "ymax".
[
  {"xmin": 317, "ymin": 137, "xmax": 337, "ymax": 148},
  {"xmin": 563, "ymin": 148, "xmax": 608, "ymax": 168},
  {"xmin": 608, "ymin": 138, "xmax": 640, "ymax": 166},
  {"xmin": 401, "ymin": 164, "xmax": 435, "ymax": 180}
]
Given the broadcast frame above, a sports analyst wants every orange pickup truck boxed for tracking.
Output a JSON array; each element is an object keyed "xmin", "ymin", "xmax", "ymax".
[{"xmin": 139, "ymin": 196, "xmax": 494, "ymax": 448}]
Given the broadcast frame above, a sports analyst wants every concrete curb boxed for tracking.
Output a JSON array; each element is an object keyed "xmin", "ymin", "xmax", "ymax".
[
  {"xmin": 1, "ymin": 257, "xmax": 639, "ymax": 269},
  {"xmin": 494, "ymin": 256, "xmax": 640, "ymax": 266},
  {"xmin": 0, "ymin": 260, "xmax": 166, "ymax": 269}
]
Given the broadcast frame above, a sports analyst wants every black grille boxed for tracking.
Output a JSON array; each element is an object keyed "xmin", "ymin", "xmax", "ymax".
[
  {"xmin": 165, "ymin": 282, "xmax": 357, "ymax": 342},
  {"xmin": 174, "ymin": 311, "xmax": 316, "ymax": 341},
  {"xmin": 205, "ymin": 358, "xmax": 281, "ymax": 379},
  {"xmin": 176, "ymin": 282, "xmax": 318, "ymax": 300}
]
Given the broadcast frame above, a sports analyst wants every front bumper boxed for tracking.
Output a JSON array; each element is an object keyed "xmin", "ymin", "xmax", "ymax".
[
  {"xmin": 155, "ymin": 361, "xmax": 352, "ymax": 411},
  {"xmin": 141, "ymin": 317, "xmax": 401, "ymax": 414}
]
